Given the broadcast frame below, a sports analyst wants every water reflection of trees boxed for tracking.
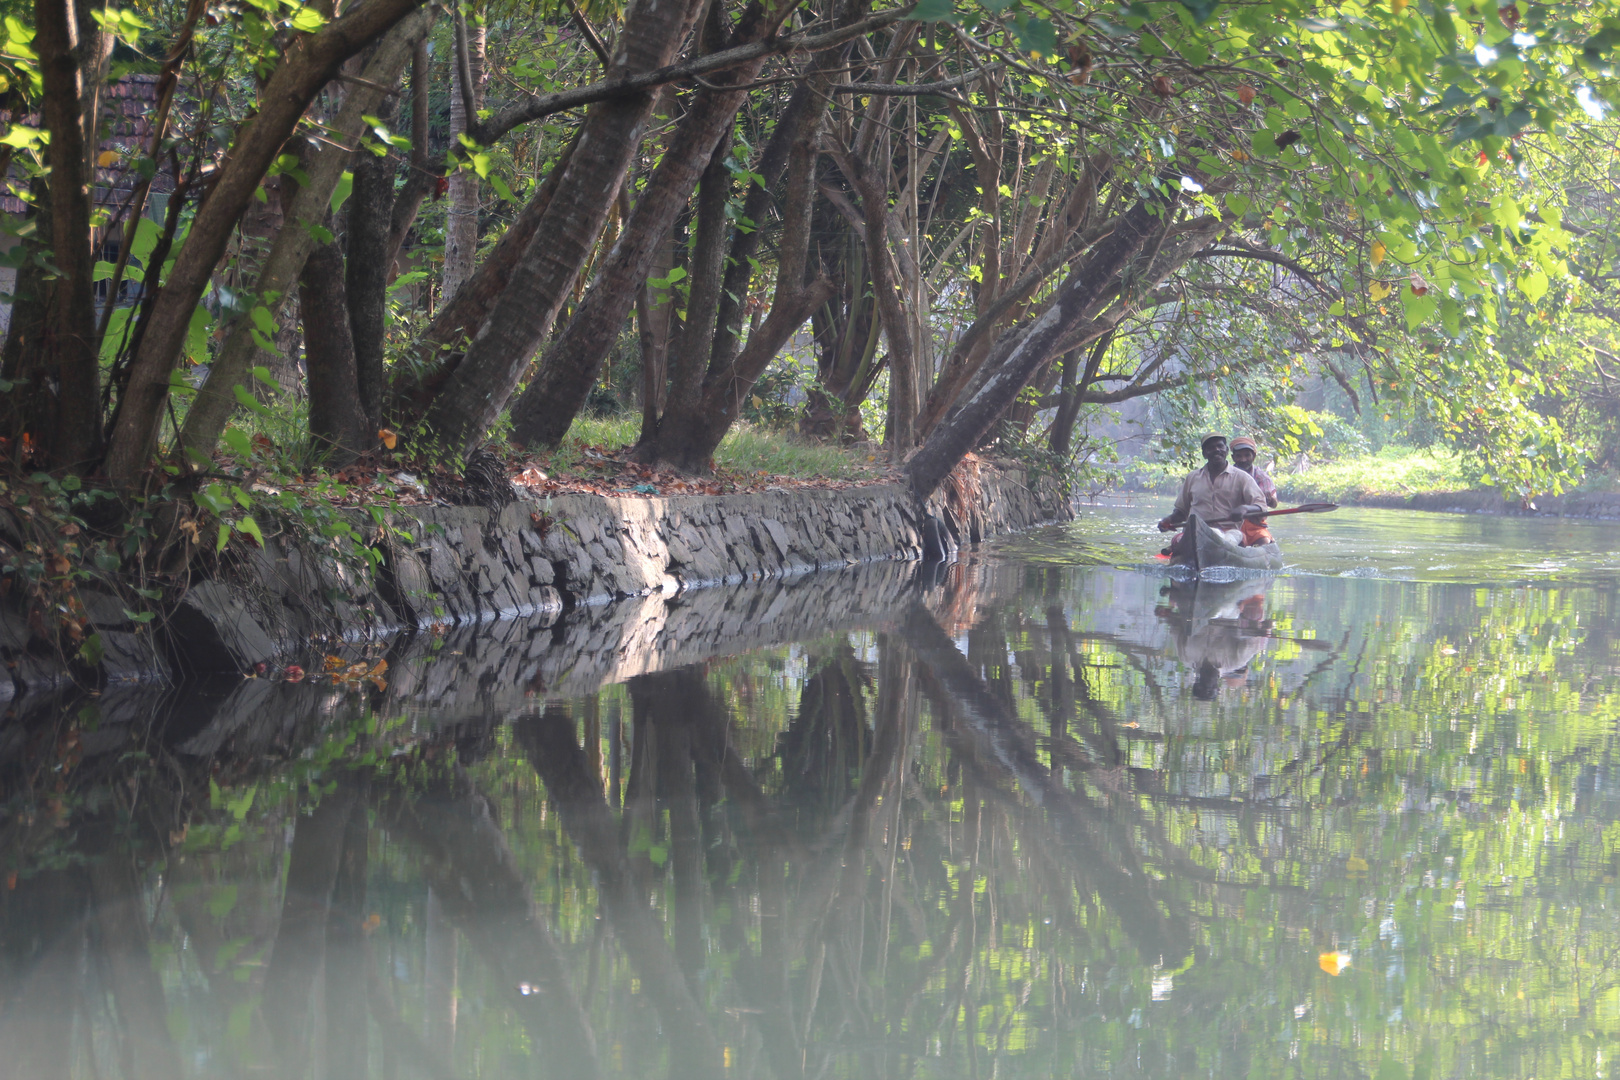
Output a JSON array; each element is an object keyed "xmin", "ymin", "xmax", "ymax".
[{"xmin": 3, "ymin": 566, "xmax": 1620, "ymax": 1077}]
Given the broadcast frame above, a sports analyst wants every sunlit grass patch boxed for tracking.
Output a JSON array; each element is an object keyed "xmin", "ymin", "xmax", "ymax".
[
  {"xmin": 715, "ymin": 425, "xmax": 878, "ymax": 481},
  {"xmin": 1274, "ymin": 446, "xmax": 1468, "ymax": 503}
]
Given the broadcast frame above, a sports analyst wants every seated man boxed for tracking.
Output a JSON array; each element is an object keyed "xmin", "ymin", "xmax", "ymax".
[
  {"xmin": 1157, "ymin": 433, "xmax": 1266, "ymax": 551},
  {"xmin": 1230, "ymin": 436, "xmax": 1279, "ymax": 507}
]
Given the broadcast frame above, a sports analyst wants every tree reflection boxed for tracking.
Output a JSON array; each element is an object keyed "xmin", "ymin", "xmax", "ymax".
[{"xmin": 1, "ymin": 565, "xmax": 1620, "ymax": 1077}]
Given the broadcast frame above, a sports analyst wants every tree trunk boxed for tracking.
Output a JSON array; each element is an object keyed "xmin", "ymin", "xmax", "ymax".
[
  {"xmin": 33, "ymin": 0, "xmax": 100, "ymax": 471},
  {"xmin": 348, "ymin": 90, "xmax": 401, "ymax": 430},
  {"xmin": 906, "ymin": 191, "xmax": 1178, "ymax": 501},
  {"xmin": 302, "ymin": 238, "xmax": 370, "ymax": 462},
  {"xmin": 655, "ymin": 131, "xmax": 733, "ymax": 446},
  {"xmin": 103, "ymin": 0, "xmax": 428, "ymax": 483},
  {"xmin": 647, "ymin": 120, "xmax": 833, "ymax": 471},
  {"xmin": 418, "ymin": 0, "xmax": 706, "ymax": 455},
  {"xmin": 0, "ymin": 182, "xmax": 54, "ymax": 464},
  {"xmin": 390, "ymin": 127, "xmax": 579, "ymax": 417},
  {"xmin": 636, "ymin": 225, "xmax": 674, "ymax": 436},
  {"xmin": 502, "ymin": 84, "xmax": 740, "ymax": 449},
  {"xmin": 441, "ymin": 8, "xmax": 485, "ymax": 303},
  {"xmin": 506, "ymin": 0, "xmax": 807, "ymax": 450},
  {"xmin": 704, "ymin": 82, "xmax": 819, "ymax": 380},
  {"xmin": 854, "ymin": 161, "xmax": 915, "ymax": 460},
  {"xmin": 1049, "ymin": 331, "xmax": 1109, "ymax": 457},
  {"xmin": 383, "ymin": 37, "xmax": 435, "ymax": 272},
  {"xmin": 173, "ymin": 8, "xmax": 431, "ymax": 465}
]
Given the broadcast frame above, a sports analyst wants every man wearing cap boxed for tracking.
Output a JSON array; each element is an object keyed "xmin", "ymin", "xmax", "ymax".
[
  {"xmin": 1157, "ymin": 433, "xmax": 1265, "ymax": 550},
  {"xmin": 1230, "ymin": 436, "xmax": 1279, "ymax": 508}
]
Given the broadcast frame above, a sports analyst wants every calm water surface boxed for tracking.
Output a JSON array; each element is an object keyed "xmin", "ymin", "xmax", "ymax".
[{"xmin": 4, "ymin": 505, "xmax": 1620, "ymax": 1079}]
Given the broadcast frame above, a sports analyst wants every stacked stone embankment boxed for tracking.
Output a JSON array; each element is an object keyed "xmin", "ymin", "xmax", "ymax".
[{"xmin": 0, "ymin": 463, "xmax": 1067, "ymax": 694}]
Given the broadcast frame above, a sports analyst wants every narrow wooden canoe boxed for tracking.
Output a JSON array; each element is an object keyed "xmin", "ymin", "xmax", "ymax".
[{"xmin": 1171, "ymin": 512, "xmax": 1284, "ymax": 573}]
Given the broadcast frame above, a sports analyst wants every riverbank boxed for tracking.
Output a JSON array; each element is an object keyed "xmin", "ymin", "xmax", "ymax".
[
  {"xmin": 1114, "ymin": 447, "xmax": 1620, "ymax": 519},
  {"xmin": 0, "ymin": 459, "xmax": 1067, "ymax": 695}
]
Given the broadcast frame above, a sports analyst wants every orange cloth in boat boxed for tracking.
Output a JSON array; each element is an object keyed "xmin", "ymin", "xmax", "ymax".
[{"xmin": 1240, "ymin": 519, "xmax": 1273, "ymax": 547}]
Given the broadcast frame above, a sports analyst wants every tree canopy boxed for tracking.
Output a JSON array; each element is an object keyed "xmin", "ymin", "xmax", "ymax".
[{"xmin": 0, "ymin": 0, "xmax": 1615, "ymax": 506}]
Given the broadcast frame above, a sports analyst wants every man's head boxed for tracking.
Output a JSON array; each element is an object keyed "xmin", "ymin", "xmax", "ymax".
[
  {"xmin": 1201, "ymin": 433, "xmax": 1229, "ymax": 471},
  {"xmin": 1230, "ymin": 435, "xmax": 1258, "ymax": 471}
]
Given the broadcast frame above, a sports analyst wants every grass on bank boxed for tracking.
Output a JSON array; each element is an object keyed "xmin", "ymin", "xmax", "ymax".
[
  {"xmin": 1272, "ymin": 447, "xmax": 1468, "ymax": 503},
  {"xmin": 553, "ymin": 414, "xmax": 881, "ymax": 481}
]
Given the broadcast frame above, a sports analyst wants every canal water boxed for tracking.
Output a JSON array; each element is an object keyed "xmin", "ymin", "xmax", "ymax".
[{"xmin": 3, "ymin": 505, "xmax": 1619, "ymax": 1079}]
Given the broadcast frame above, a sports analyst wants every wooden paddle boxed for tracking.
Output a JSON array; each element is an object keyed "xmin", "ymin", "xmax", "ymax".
[{"xmin": 1211, "ymin": 501, "xmax": 1338, "ymax": 526}]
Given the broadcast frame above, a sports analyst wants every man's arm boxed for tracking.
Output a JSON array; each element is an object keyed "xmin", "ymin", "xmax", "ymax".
[
  {"xmin": 1159, "ymin": 473, "xmax": 1194, "ymax": 531},
  {"xmin": 1231, "ymin": 470, "xmax": 1265, "ymax": 519}
]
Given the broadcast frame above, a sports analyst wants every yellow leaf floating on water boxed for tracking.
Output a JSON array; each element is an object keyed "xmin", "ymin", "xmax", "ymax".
[
  {"xmin": 1370, "ymin": 240, "xmax": 1387, "ymax": 265},
  {"xmin": 1369, "ymin": 280, "xmax": 1392, "ymax": 301},
  {"xmin": 1319, "ymin": 951, "xmax": 1351, "ymax": 976},
  {"xmin": 1346, "ymin": 855, "xmax": 1369, "ymax": 873}
]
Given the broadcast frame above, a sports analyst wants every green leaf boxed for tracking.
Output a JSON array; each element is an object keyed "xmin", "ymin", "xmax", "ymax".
[
  {"xmin": 250, "ymin": 365, "xmax": 279, "ymax": 388},
  {"xmin": 236, "ymin": 516, "xmax": 264, "ymax": 547},
  {"xmin": 250, "ymin": 305, "xmax": 275, "ymax": 337},
  {"xmin": 185, "ymin": 306, "xmax": 213, "ymax": 365},
  {"xmin": 488, "ymin": 174, "xmax": 516, "ymax": 203},
  {"xmin": 288, "ymin": 5, "xmax": 324, "ymax": 31},
  {"xmin": 0, "ymin": 125, "xmax": 42, "ymax": 149},
  {"xmin": 1517, "ymin": 269, "xmax": 1548, "ymax": 301},
  {"xmin": 77, "ymin": 633, "xmax": 104, "ymax": 667},
  {"xmin": 232, "ymin": 383, "xmax": 273, "ymax": 417},
  {"xmin": 216, "ymin": 523, "xmax": 231, "ymax": 552},
  {"xmin": 330, "ymin": 170, "xmax": 353, "ymax": 214},
  {"xmin": 222, "ymin": 428, "xmax": 253, "ymax": 460},
  {"xmin": 195, "ymin": 483, "xmax": 233, "ymax": 515}
]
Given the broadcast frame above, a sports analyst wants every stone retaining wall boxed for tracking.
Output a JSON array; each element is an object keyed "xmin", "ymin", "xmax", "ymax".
[{"xmin": 3, "ymin": 463, "xmax": 1066, "ymax": 693}]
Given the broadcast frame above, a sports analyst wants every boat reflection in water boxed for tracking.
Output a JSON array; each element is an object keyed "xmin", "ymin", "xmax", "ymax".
[
  {"xmin": 1157, "ymin": 577, "xmax": 1276, "ymax": 699},
  {"xmin": 0, "ymin": 554, "xmax": 1617, "ymax": 1079}
]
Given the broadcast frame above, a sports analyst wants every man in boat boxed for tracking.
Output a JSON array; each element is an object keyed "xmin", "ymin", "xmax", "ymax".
[
  {"xmin": 1230, "ymin": 436, "xmax": 1279, "ymax": 508},
  {"xmin": 1157, "ymin": 433, "xmax": 1266, "ymax": 554},
  {"xmin": 1229, "ymin": 435, "xmax": 1278, "ymax": 546}
]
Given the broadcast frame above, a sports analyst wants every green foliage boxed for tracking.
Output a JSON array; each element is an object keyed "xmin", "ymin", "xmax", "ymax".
[{"xmin": 1273, "ymin": 445, "xmax": 1470, "ymax": 502}]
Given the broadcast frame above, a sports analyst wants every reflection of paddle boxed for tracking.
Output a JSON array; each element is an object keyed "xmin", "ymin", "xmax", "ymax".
[
  {"xmin": 1204, "ymin": 617, "xmax": 1335, "ymax": 650},
  {"xmin": 1212, "ymin": 502, "xmax": 1339, "ymax": 526}
]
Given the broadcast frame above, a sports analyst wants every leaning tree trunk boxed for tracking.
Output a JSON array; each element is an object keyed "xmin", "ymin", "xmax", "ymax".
[
  {"xmin": 643, "ymin": 99, "xmax": 834, "ymax": 471},
  {"xmin": 172, "ymin": 9, "xmax": 431, "ymax": 465},
  {"xmin": 441, "ymin": 7, "xmax": 485, "ymax": 303},
  {"xmin": 905, "ymin": 191, "xmax": 1179, "ymax": 502},
  {"xmin": 418, "ymin": 0, "xmax": 706, "ymax": 455},
  {"xmin": 103, "ymin": 0, "xmax": 428, "ymax": 484},
  {"xmin": 505, "ymin": 0, "xmax": 810, "ymax": 451}
]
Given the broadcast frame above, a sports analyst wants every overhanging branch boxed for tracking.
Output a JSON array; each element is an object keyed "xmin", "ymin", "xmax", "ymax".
[{"xmin": 476, "ymin": 6, "xmax": 915, "ymax": 143}]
